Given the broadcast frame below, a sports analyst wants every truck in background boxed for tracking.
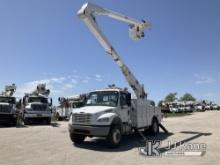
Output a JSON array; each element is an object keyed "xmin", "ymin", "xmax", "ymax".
[
  {"xmin": 22, "ymin": 84, "xmax": 52, "ymax": 125},
  {"xmin": 56, "ymin": 94, "xmax": 86, "ymax": 121},
  {"xmin": 0, "ymin": 84, "xmax": 17, "ymax": 126},
  {"xmin": 212, "ymin": 104, "xmax": 219, "ymax": 110}
]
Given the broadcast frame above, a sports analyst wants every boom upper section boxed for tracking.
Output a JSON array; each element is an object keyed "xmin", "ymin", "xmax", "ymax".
[{"xmin": 78, "ymin": 3, "xmax": 150, "ymax": 99}]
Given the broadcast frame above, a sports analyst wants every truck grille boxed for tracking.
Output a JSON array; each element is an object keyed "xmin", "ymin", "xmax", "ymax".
[
  {"xmin": 73, "ymin": 113, "xmax": 91, "ymax": 123},
  {"xmin": 0, "ymin": 105, "xmax": 11, "ymax": 113},
  {"xmin": 31, "ymin": 104, "xmax": 47, "ymax": 111}
]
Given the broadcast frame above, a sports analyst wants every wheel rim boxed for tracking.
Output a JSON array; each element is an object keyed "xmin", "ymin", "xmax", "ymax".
[
  {"xmin": 113, "ymin": 129, "xmax": 121, "ymax": 144},
  {"xmin": 153, "ymin": 121, "xmax": 158, "ymax": 133}
]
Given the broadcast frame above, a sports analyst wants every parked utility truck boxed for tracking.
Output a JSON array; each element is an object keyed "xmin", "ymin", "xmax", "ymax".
[
  {"xmin": 0, "ymin": 84, "xmax": 17, "ymax": 126},
  {"xmin": 56, "ymin": 94, "xmax": 86, "ymax": 121},
  {"xmin": 68, "ymin": 3, "xmax": 162, "ymax": 147},
  {"xmin": 22, "ymin": 84, "xmax": 52, "ymax": 125}
]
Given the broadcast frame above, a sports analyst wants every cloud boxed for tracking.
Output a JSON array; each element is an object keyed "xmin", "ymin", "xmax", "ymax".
[
  {"xmin": 82, "ymin": 79, "xmax": 89, "ymax": 83},
  {"xmin": 15, "ymin": 76, "xmax": 71, "ymax": 97},
  {"xmin": 95, "ymin": 74, "xmax": 101, "ymax": 78},
  {"xmin": 71, "ymin": 79, "xmax": 78, "ymax": 84},
  {"xmin": 82, "ymin": 76, "xmax": 92, "ymax": 83},
  {"xmin": 50, "ymin": 77, "xmax": 66, "ymax": 83},
  {"xmin": 63, "ymin": 83, "xmax": 75, "ymax": 90},
  {"xmin": 15, "ymin": 79, "xmax": 51, "ymax": 97},
  {"xmin": 95, "ymin": 74, "xmax": 103, "ymax": 82},
  {"xmin": 194, "ymin": 74, "xmax": 215, "ymax": 85},
  {"xmin": 15, "ymin": 73, "xmax": 104, "ymax": 98}
]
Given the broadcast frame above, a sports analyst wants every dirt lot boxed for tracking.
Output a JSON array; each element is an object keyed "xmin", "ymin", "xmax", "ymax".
[{"xmin": 0, "ymin": 111, "xmax": 219, "ymax": 165}]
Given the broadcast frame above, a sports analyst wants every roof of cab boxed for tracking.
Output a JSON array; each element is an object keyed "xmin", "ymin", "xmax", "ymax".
[{"xmin": 94, "ymin": 86, "xmax": 129, "ymax": 93}]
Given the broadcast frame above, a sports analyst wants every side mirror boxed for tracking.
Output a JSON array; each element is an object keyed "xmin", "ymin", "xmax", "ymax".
[
  {"xmin": 22, "ymin": 98, "xmax": 26, "ymax": 104},
  {"xmin": 126, "ymin": 93, "xmax": 131, "ymax": 106},
  {"xmin": 49, "ymin": 98, "xmax": 53, "ymax": 106}
]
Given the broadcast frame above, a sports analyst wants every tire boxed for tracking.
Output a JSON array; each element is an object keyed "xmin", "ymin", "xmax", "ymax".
[
  {"xmin": 47, "ymin": 118, "xmax": 51, "ymax": 125},
  {"xmin": 106, "ymin": 125, "xmax": 122, "ymax": 148},
  {"xmin": 149, "ymin": 118, "xmax": 159, "ymax": 135},
  {"xmin": 69, "ymin": 133, "xmax": 85, "ymax": 144},
  {"xmin": 23, "ymin": 118, "xmax": 29, "ymax": 125},
  {"xmin": 10, "ymin": 118, "xmax": 17, "ymax": 126},
  {"xmin": 56, "ymin": 113, "xmax": 62, "ymax": 121}
]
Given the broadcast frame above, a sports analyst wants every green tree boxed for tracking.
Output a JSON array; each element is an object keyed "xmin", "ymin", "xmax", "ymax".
[
  {"xmin": 164, "ymin": 92, "xmax": 177, "ymax": 102},
  {"xmin": 158, "ymin": 100, "xmax": 163, "ymax": 107},
  {"xmin": 16, "ymin": 100, "xmax": 21, "ymax": 110},
  {"xmin": 180, "ymin": 93, "xmax": 196, "ymax": 102}
]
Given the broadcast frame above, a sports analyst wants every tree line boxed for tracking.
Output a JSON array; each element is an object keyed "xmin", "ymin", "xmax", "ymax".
[{"xmin": 158, "ymin": 92, "xmax": 196, "ymax": 106}]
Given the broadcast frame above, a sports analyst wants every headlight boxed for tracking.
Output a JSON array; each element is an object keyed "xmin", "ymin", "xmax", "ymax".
[
  {"xmin": 97, "ymin": 117, "xmax": 109, "ymax": 122},
  {"xmin": 25, "ymin": 108, "xmax": 32, "ymax": 113},
  {"xmin": 69, "ymin": 114, "xmax": 73, "ymax": 124}
]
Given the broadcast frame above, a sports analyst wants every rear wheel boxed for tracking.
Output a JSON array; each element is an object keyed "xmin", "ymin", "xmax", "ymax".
[
  {"xmin": 106, "ymin": 125, "xmax": 122, "ymax": 148},
  {"xmin": 70, "ymin": 133, "xmax": 85, "ymax": 144},
  {"xmin": 149, "ymin": 118, "xmax": 159, "ymax": 135}
]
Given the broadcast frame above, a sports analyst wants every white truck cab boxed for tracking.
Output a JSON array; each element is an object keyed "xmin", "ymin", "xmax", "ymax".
[
  {"xmin": 0, "ymin": 84, "xmax": 17, "ymax": 126},
  {"xmin": 56, "ymin": 95, "xmax": 86, "ymax": 121},
  {"xmin": 195, "ymin": 104, "xmax": 204, "ymax": 111},
  {"xmin": 0, "ymin": 96, "xmax": 17, "ymax": 125},
  {"xmin": 23, "ymin": 95, "xmax": 52, "ymax": 124},
  {"xmin": 22, "ymin": 84, "xmax": 52, "ymax": 125},
  {"xmin": 169, "ymin": 102, "xmax": 179, "ymax": 113},
  {"xmin": 69, "ymin": 87, "xmax": 161, "ymax": 147}
]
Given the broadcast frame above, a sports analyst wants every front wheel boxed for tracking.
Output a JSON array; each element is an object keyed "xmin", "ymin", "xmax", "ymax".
[
  {"xmin": 56, "ymin": 113, "xmax": 62, "ymax": 121},
  {"xmin": 46, "ymin": 118, "xmax": 51, "ymax": 125},
  {"xmin": 149, "ymin": 118, "xmax": 159, "ymax": 135},
  {"xmin": 106, "ymin": 125, "xmax": 122, "ymax": 148},
  {"xmin": 8, "ymin": 118, "xmax": 17, "ymax": 127},
  {"xmin": 23, "ymin": 118, "xmax": 29, "ymax": 125},
  {"xmin": 70, "ymin": 133, "xmax": 85, "ymax": 144}
]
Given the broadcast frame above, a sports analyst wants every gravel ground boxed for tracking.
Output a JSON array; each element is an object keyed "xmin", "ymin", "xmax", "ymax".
[{"xmin": 0, "ymin": 111, "xmax": 219, "ymax": 165}]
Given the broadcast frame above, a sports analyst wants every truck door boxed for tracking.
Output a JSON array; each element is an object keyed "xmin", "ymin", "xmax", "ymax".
[{"xmin": 119, "ymin": 92, "xmax": 131, "ymax": 123}]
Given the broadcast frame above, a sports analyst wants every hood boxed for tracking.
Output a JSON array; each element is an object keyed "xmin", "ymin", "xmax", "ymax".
[{"xmin": 73, "ymin": 106, "xmax": 114, "ymax": 114}]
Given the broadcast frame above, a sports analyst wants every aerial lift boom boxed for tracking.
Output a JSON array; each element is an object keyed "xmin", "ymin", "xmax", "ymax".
[
  {"xmin": 78, "ymin": 3, "xmax": 150, "ymax": 99},
  {"xmin": 1, "ymin": 84, "xmax": 16, "ymax": 97},
  {"xmin": 25, "ymin": 83, "xmax": 50, "ymax": 97}
]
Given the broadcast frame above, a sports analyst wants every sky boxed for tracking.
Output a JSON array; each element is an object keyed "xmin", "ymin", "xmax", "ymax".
[{"xmin": 0, "ymin": 0, "xmax": 220, "ymax": 105}]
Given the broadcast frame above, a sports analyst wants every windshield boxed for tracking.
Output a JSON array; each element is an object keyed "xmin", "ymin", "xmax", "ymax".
[
  {"xmin": 170, "ymin": 104, "xmax": 177, "ymax": 108},
  {"xmin": 72, "ymin": 102, "xmax": 84, "ymax": 108},
  {"xmin": 28, "ymin": 97, "xmax": 48, "ymax": 104},
  {"xmin": 0, "ymin": 97, "xmax": 16, "ymax": 104},
  {"xmin": 86, "ymin": 91, "xmax": 119, "ymax": 107}
]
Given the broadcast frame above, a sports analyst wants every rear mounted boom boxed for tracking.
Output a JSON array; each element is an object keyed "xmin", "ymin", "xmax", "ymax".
[{"xmin": 78, "ymin": 3, "xmax": 150, "ymax": 99}]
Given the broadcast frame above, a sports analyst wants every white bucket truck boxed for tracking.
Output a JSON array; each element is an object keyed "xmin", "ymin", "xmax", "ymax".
[
  {"xmin": 0, "ymin": 84, "xmax": 17, "ymax": 126},
  {"xmin": 68, "ymin": 3, "xmax": 162, "ymax": 147},
  {"xmin": 22, "ymin": 84, "xmax": 52, "ymax": 125},
  {"xmin": 56, "ymin": 95, "xmax": 86, "ymax": 121}
]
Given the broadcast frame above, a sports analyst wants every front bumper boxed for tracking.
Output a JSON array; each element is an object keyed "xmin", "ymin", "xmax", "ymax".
[
  {"xmin": 24, "ymin": 113, "xmax": 51, "ymax": 118},
  {"xmin": 0, "ymin": 113, "xmax": 17, "ymax": 123},
  {"xmin": 68, "ymin": 124, "xmax": 110, "ymax": 137}
]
